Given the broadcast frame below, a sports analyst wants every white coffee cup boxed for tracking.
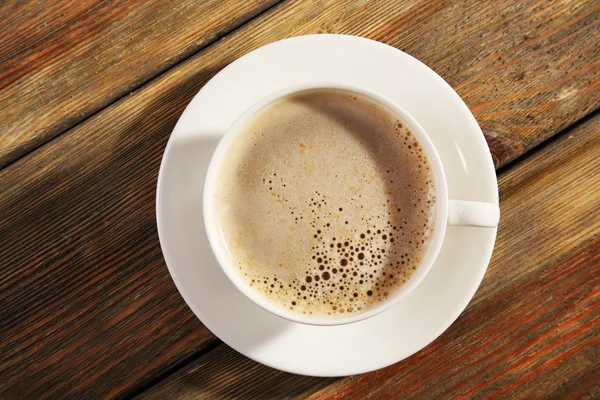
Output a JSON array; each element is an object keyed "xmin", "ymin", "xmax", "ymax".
[{"xmin": 204, "ymin": 83, "xmax": 499, "ymax": 326}]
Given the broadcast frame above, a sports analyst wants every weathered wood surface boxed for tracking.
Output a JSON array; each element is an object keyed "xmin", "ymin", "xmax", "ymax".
[
  {"xmin": 139, "ymin": 112, "xmax": 600, "ymax": 399},
  {"xmin": 1, "ymin": 0, "xmax": 599, "ymax": 398},
  {"xmin": 1, "ymin": 0, "xmax": 598, "ymax": 170},
  {"xmin": 0, "ymin": 0, "xmax": 280, "ymax": 168}
]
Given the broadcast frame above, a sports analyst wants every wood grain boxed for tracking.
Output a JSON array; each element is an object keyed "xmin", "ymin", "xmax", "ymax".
[
  {"xmin": 0, "ymin": 55, "xmax": 218, "ymax": 400},
  {"xmin": 0, "ymin": 0, "xmax": 280, "ymax": 168},
  {"xmin": 138, "ymin": 112, "xmax": 600, "ymax": 400},
  {"xmin": 2, "ymin": 0, "xmax": 598, "ymax": 169},
  {"xmin": 143, "ymin": 344, "xmax": 338, "ymax": 400},
  {"xmin": 1, "ymin": 0, "xmax": 599, "ymax": 398}
]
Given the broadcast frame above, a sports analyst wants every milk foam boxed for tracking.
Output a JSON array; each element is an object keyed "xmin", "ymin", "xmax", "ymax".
[{"xmin": 214, "ymin": 89, "xmax": 436, "ymax": 317}]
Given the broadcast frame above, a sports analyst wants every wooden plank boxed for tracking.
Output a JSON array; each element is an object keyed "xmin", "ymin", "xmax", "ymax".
[
  {"xmin": 1, "ymin": 0, "xmax": 598, "ymax": 397},
  {"xmin": 140, "ymin": 344, "xmax": 338, "ymax": 400},
  {"xmin": 138, "ymin": 112, "xmax": 600, "ymax": 400},
  {"xmin": 0, "ymin": 0, "xmax": 281, "ymax": 168}
]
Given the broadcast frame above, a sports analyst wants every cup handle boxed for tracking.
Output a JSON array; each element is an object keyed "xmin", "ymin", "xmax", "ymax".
[{"xmin": 448, "ymin": 200, "xmax": 500, "ymax": 228}]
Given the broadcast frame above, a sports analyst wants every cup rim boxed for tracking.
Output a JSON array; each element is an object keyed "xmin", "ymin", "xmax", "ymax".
[{"xmin": 203, "ymin": 82, "xmax": 448, "ymax": 326}]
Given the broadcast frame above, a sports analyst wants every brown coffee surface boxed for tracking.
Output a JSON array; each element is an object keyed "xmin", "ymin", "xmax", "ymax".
[{"xmin": 214, "ymin": 89, "xmax": 436, "ymax": 318}]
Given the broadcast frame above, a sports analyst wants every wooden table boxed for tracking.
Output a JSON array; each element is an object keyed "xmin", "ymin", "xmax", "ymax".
[{"xmin": 1, "ymin": 1, "xmax": 598, "ymax": 398}]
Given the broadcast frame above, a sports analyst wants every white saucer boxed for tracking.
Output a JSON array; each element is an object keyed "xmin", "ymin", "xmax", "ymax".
[{"xmin": 156, "ymin": 35, "xmax": 498, "ymax": 376}]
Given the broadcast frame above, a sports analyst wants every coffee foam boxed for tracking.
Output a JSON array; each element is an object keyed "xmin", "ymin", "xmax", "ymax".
[{"xmin": 214, "ymin": 89, "xmax": 436, "ymax": 318}]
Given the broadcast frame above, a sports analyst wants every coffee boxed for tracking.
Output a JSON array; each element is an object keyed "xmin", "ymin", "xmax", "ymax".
[{"xmin": 213, "ymin": 89, "xmax": 436, "ymax": 318}]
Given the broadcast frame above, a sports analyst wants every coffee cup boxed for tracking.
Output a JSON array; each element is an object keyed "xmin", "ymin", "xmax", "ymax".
[{"xmin": 204, "ymin": 83, "xmax": 499, "ymax": 326}]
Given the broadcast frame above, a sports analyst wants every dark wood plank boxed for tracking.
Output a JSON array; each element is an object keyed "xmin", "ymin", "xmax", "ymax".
[
  {"xmin": 1, "ymin": 0, "xmax": 599, "ymax": 397},
  {"xmin": 144, "ymin": 344, "xmax": 338, "ymax": 400},
  {"xmin": 138, "ymin": 112, "xmax": 600, "ymax": 400},
  {"xmin": 0, "ymin": 0, "xmax": 281, "ymax": 168}
]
